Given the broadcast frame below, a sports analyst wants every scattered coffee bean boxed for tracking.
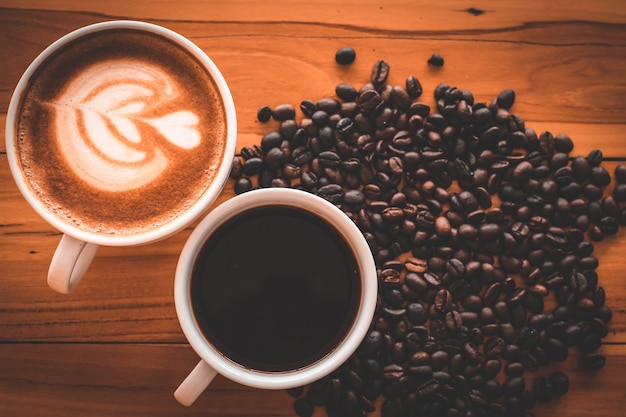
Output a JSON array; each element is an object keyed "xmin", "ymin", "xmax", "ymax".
[
  {"xmin": 234, "ymin": 57, "xmax": 618, "ymax": 417},
  {"xmin": 257, "ymin": 105, "xmax": 272, "ymax": 122},
  {"xmin": 406, "ymin": 75, "xmax": 423, "ymax": 99},
  {"xmin": 496, "ymin": 88, "xmax": 516, "ymax": 109},
  {"xmin": 427, "ymin": 53, "xmax": 444, "ymax": 66},
  {"xmin": 335, "ymin": 46, "xmax": 356, "ymax": 65},
  {"xmin": 371, "ymin": 60, "xmax": 390, "ymax": 86}
]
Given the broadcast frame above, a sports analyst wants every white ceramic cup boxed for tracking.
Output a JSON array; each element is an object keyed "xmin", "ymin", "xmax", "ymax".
[
  {"xmin": 174, "ymin": 188, "xmax": 378, "ymax": 406},
  {"xmin": 5, "ymin": 21, "xmax": 237, "ymax": 294}
]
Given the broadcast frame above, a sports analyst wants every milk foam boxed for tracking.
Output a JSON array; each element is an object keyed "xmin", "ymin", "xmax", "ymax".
[{"xmin": 51, "ymin": 59, "xmax": 201, "ymax": 192}]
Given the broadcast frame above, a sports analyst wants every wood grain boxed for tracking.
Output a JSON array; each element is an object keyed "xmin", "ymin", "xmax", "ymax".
[
  {"xmin": 1, "ymin": 1, "xmax": 626, "ymax": 416},
  {"xmin": 0, "ymin": 343, "xmax": 624, "ymax": 417}
]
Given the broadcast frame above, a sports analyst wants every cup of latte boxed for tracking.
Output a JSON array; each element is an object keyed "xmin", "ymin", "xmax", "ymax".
[{"xmin": 5, "ymin": 21, "xmax": 237, "ymax": 293}]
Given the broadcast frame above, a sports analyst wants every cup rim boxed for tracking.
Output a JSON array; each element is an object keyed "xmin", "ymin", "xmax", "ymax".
[
  {"xmin": 174, "ymin": 188, "xmax": 378, "ymax": 389},
  {"xmin": 5, "ymin": 20, "xmax": 237, "ymax": 246}
]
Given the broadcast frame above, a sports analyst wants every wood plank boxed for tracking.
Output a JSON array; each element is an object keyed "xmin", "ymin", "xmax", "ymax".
[
  {"xmin": 0, "ymin": 342, "xmax": 624, "ymax": 417},
  {"xmin": 1, "ymin": 9, "xmax": 625, "ymax": 130},
  {"xmin": 1, "ymin": 0, "xmax": 626, "ymax": 29}
]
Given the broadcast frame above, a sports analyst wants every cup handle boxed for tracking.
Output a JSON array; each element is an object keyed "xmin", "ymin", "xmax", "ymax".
[
  {"xmin": 174, "ymin": 360, "xmax": 218, "ymax": 406},
  {"xmin": 47, "ymin": 234, "xmax": 99, "ymax": 294}
]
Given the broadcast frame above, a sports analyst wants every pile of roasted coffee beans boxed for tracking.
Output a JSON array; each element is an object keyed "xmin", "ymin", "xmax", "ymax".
[{"xmin": 229, "ymin": 54, "xmax": 618, "ymax": 417}]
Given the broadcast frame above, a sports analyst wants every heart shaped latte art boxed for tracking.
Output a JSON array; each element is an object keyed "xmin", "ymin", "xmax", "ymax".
[{"xmin": 51, "ymin": 59, "xmax": 202, "ymax": 192}]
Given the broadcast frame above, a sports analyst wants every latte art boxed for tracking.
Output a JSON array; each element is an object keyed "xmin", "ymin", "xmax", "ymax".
[
  {"xmin": 53, "ymin": 59, "xmax": 200, "ymax": 192},
  {"xmin": 14, "ymin": 28, "xmax": 228, "ymax": 236}
]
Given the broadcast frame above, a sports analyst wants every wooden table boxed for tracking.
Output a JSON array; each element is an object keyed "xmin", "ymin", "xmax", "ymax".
[{"xmin": 1, "ymin": 1, "xmax": 625, "ymax": 416}]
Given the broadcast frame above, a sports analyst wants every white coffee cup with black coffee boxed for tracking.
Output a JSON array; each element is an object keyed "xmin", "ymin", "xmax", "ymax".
[{"xmin": 174, "ymin": 188, "xmax": 378, "ymax": 406}]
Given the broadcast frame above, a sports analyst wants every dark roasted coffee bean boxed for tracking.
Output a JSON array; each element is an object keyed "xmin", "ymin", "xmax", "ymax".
[
  {"xmin": 478, "ymin": 223, "xmax": 502, "ymax": 241},
  {"xmin": 358, "ymin": 89, "xmax": 384, "ymax": 114},
  {"xmin": 445, "ymin": 310, "xmax": 463, "ymax": 331},
  {"xmin": 546, "ymin": 338, "xmax": 568, "ymax": 361},
  {"xmin": 240, "ymin": 145, "xmax": 263, "ymax": 161},
  {"xmin": 311, "ymin": 110, "xmax": 329, "ymax": 127},
  {"xmin": 230, "ymin": 157, "xmax": 243, "ymax": 180},
  {"xmin": 519, "ymin": 327, "xmax": 539, "ymax": 350},
  {"xmin": 427, "ymin": 53, "xmax": 444, "ymax": 67},
  {"xmin": 272, "ymin": 103, "xmax": 296, "ymax": 121},
  {"xmin": 318, "ymin": 151, "xmax": 341, "ymax": 168},
  {"xmin": 434, "ymin": 288, "xmax": 453, "ymax": 312},
  {"xmin": 533, "ymin": 377, "xmax": 553, "ymax": 403},
  {"xmin": 317, "ymin": 98, "xmax": 341, "ymax": 115},
  {"xmin": 550, "ymin": 371, "xmax": 569, "ymax": 396},
  {"xmin": 417, "ymin": 379, "xmax": 440, "ymax": 397},
  {"xmin": 497, "ymin": 89, "xmax": 516, "ymax": 109},
  {"xmin": 299, "ymin": 99, "xmax": 317, "ymax": 118},
  {"xmin": 335, "ymin": 46, "xmax": 356, "ymax": 65},
  {"xmin": 242, "ymin": 157, "xmax": 264, "ymax": 175},
  {"xmin": 483, "ymin": 359, "xmax": 502, "ymax": 380},
  {"xmin": 291, "ymin": 146, "xmax": 313, "ymax": 166},
  {"xmin": 405, "ymin": 75, "xmax": 423, "ymax": 98},
  {"xmin": 389, "ymin": 85, "xmax": 411, "ymax": 110},
  {"xmin": 343, "ymin": 189, "xmax": 365, "ymax": 206},
  {"xmin": 234, "ymin": 177, "xmax": 252, "ymax": 194},
  {"xmin": 463, "ymin": 342, "xmax": 482, "ymax": 364},
  {"xmin": 580, "ymin": 333, "xmax": 602, "ymax": 354},
  {"xmin": 264, "ymin": 147, "xmax": 285, "ymax": 169},
  {"xmin": 599, "ymin": 216, "xmax": 619, "ymax": 235},
  {"xmin": 371, "ymin": 60, "xmax": 390, "ymax": 86},
  {"xmin": 293, "ymin": 398, "xmax": 314, "ymax": 417},
  {"xmin": 505, "ymin": 362, "xmax": 524, "ymax": 377},
  {"xmin": 484, "ymin": 337, "xmax": 505, "ymax": 358},
  {"xmin": 587, "ymin": 149, "xmax": 604, "ymax": 167},
  {"xmin": 335, "ymin": 83, "xmax": 358, "ymax": 102},
  {"xmin": 554, "ymin": 133, "xmax": 574, "ymax": 153},
  {"xmin": 405, "ymin": 257, "xmax": 428, "ymax": 273},
  {"xmin": 613, "ymin": 164, "xmax": 626, "ymax": 185},
  {"xmin": 581, "ymin": 353, "xmax": 606, "ymax": 370},
  {"xmin": 503, "ymin": 377, "xmax": 525, "ymax": 398},
  {"xmin": 257, "ymin": 105, "xmax": 272, "ymax": 122},
  {"xmin": 445, "ymin": 258, "xmax": 465, "ymax": 279}
]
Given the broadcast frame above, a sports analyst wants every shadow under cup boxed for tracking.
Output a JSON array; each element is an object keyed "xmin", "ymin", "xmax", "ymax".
[{"xmin": 175, "ymin": 188, "xmax": 377, "ymax": 393}]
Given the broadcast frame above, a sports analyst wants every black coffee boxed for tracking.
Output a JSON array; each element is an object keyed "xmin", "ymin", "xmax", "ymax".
[{"xmin": 190, "ymin": 205, "xmax": 362, "ymax": 372}]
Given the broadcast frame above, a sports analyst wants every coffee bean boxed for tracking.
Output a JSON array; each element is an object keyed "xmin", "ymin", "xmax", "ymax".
[
  {"xmin": 406, "ymin": 75, "xmax": 423, "ymax": 98},
  {"xmin": 371, "ymin": 60, "xmax": 390, "ymax": 86},
  {"xmin": 581, "ymin": 353, "xmax": 606, "ymax": 370},
  {"xmin": 234, "ymin": 177, "xmax": 252, "ymax": 194},
  {"xmin": 503, "ymin": 377, "xmax": 525, "ymax": 397},
  {"xmin": 335, "ymin": 47, "xmax": 356, "ymax": 65},
  {"xmin": 427, "ymin": 53, "xmax": 444, "ymax": 67},
  {"xmin": 550, "ymin": 371, "xmax": 569, "ymax": 396},
  {"xmin": 445, "ymin": 258, "xmax": 465, "ymax": 279},
  {"xmin": 264, "ymin": 147, "xmax": 285, "ymax": 170},
  {"xmin": 244, "ymin": 60, "xmax": 619, "ymax": 417},
  {"xmin": 293, "ymin": 398, "xmax": 314, "ymax": 417},
  {"xmin": 533, "ymin": 377, "xmax": 553, "ymax": 403},
  {"xmin": 257, "ymin": 105, "xmax": 272, "ymax": 122},
  {"xmin": 434, "ymin": 288, "xmax": 453, "ymax": 312},
  {"xmin": 335, "ymin": 83, "xmax": 358, "ymax": 103},
  {"xmin": 445, "ymin": 310, "xmax": 463, "ymax": 331},
  {"xmin": 358, "ymin": 89, "xmax": 384, "ymax": 114},
  {"xmin": 497, "ymin": 89, "xmax": 516, "ymax": 109},
  {"xmin": 417, "ymin": 379, "xmax": 440, "ymax": 397},
  {"xmin": 272, "ymin": 103, "xmax": 296, "ymax": 121}
]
